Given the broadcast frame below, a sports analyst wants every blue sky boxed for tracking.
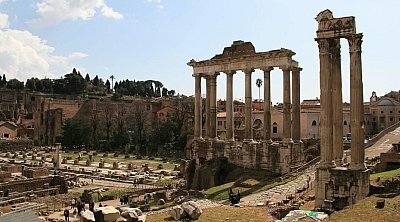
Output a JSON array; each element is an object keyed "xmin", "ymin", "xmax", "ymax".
[{"xmin": 0, "ymin": 0, "xmax": 399, "ymax": 103}]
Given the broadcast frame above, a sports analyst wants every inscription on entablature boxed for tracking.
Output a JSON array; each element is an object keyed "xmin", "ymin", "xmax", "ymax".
[{"xmin": 317, "ymin": 17, "xmax": 356, "ymax": 38}]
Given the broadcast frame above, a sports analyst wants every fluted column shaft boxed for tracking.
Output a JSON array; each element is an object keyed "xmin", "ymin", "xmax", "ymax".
[
  {"xmin": 282, "ymin": 67, "xmax": 292, "ymax": 142},
  {"xmin": 316, "ymin": 38, "xmax": 334, "ymax": 168},
  {"xmin": 205, "ymin": 76, "xmax": 211, "ymax": 138},
  {"xmin": 225, "ymin": 71, "xmax": 235, "ymax": 141},
  {"xmin": 331, "ymin": 39, "xmax": 344, "ymax": 165},
  {"xmin": 244, "ymin": 69, "xmax": 254, "ymax": 140},
  {"xmin": 292, "ymin": 67, "xmax": 301, "ymax": 142},
  {"xmin": 262, "ymin": 67, "xmax": 273, "ymax": 142},
  {"xmin": 194, "ymin": 74, "xmax": 202, "ymax": 138},
  {"xmin": 209, "ymin": 73, "xmax": 218, "ymax": 139},
  {"xmin": 348, "ymin": 34, "xmax": 365, "ymax": 170}
]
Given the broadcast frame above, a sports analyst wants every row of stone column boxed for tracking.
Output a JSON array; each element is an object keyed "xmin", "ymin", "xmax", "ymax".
[
  {"xmin": 316, "ymin": 34, "xmax": 364, "ymax": 170},
  {"xmin": 193, "ymin": 67, "xmax": 302, "ymax": 142}
]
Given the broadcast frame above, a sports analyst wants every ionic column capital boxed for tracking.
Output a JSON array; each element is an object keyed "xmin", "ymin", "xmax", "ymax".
[
  {"xmin": 224, "ymin": 70, "xmax": 236, "ymax": 75},
  {"xmin": 261, "ymin": 66, "xmax": 274, "ymax": 72},
  {"xmin": 280, "ymin": 66, "xmax": 291, "ymax": 72},
  {"xmin": 347, "ymin": 33, "xmax": 363, "ymax": 53},
  {"xmin": 242, "ymin": 68, "xmax": 254, "ymax": 74},
  {"xmin": 291, "ymin": 67, "xmax": 303, "ymax": 73}
]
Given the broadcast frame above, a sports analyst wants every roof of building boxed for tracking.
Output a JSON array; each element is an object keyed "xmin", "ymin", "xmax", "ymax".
[{"xmin": 0, "ymin": 121, "xmax": 18, "ymax": 128}]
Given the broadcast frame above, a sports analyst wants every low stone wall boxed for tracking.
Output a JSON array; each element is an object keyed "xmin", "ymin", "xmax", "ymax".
[
  {"xmin": 0, "ymin": 175, "xmax": 67, "ymax": 194},
  {"xmin": 0, "ymin": 139, "xmax": 34, "ymax": 152},
  {"xmin": 22, "ymin": 167, "xmax": 49, "ymax": 178}
]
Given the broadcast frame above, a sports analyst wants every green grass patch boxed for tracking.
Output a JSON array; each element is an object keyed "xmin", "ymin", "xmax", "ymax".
[
  {"xmin": 370, "ymin": 168, "xmax": 400, "ymax": 185},
  {"xmin": 329, "ymin": 195, "xmax": 400, "ymax": 222},
  {"xmin": 203, "ymin": 171, "xmax": 295, "ymax": 201}
]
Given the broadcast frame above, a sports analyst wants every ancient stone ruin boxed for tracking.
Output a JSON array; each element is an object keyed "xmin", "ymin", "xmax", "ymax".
[
  {"xmin": 187, "ymin": 40, "xmax": 304, "ymax": 188},
  {"xmin": 314, "ymin": 9, "xmax": 370, "ymax": 210}
]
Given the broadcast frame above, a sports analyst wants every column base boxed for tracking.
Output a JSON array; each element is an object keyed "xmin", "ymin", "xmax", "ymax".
[
  {"xmin": 243, "ymin": 138, "xmax": 254, "ymax": 143},
  {"xmin": 348, "ymin": 163, "xmax": 366, "ymax": 171},
  {"xmin": 263, "ymin": 139, "xmax": 273, "ymax": 144},
  {"xmin": 281, "ymin": 138, "xmax": 293, "ymax": 146},
  {"xmin": 317, "ymin": 161, "xmax": 336, "ymax": 170}
]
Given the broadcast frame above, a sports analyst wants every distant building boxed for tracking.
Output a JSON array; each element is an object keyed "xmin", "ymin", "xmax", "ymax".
[
  {"xmin": 369, "ymin": 91, "xmax": 400, "ymax": 133},
  {"xmin": 0, "ymin": 121, "xmax": 18, "ymax": 139}
]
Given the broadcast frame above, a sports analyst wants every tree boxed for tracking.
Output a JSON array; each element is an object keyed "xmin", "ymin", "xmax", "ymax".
[
  {"xmin": 2, "ymin": 74, "xmax": 6, "ymax": 86},
  {"xmin": 110, "ymin": 75, "xmax": 115, "ymax": 92},
  {"xmin": 105, "ymin": 80, "xmax": 111, "ymax": 92},
  {"xmin": 85, "ymin": 73, "xmax": 90, "ymax": 82},
  {"xmin": 58, "ymin": 119, "xmax": 91, "ymax": 148},
  {"xmin": 256, "ymin": 78, "xmax": 263, "ymax": 101},
  {"xmin": 6, "ymin": 79, "xmax": 24, "ymax": 90},
  {"xmin": 92, "ymin": 75, "xmax": 100, "ymax": 87}
]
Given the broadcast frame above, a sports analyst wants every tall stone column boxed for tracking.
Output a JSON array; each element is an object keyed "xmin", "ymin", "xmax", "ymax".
[
  {"xmin": 205, "ymin": 76, "xmax": 211, "ymax": 138},
  {"xmin": 244, "ymin": 68, "xmax": 254, "ymax": 140},
  {"xmin": 262, "ymin": 67, "xmax": 273, "ymax": 142},
  {"xmin": 209, "ymin": 73, "xmax": 218, "ymax": 139},
  {"xmin": 282, "ymin": 66, "xmax": 292, "ymax": 143},
  {"xmin": 291, "ymin": 67, "xmax": 301, "ymax": 142},
  {"xmin": 316, "ymin": 38, "xmax": 334, "ymax": 168},
  {"xmin": 194, "ymin": 74, "xmax": 202, "ymax": 138},
  {"xmin": 331, "ymin": 39, "xmax": 344, "ymax": 165},
  {"xmin": 225, "ymin": 70, "xmax": 235, "ymax": 141},
  {"xmin": 348, "ymin": 34, "xmax": 365, "ymax": 170}
]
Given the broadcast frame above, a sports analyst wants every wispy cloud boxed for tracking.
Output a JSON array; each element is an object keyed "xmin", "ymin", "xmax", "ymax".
[
  {"xmin": 147, "ymin": 0, "xmax": 164, "ymax": 9},
  {"xmin": 0, "ymin": 12, "xmax": 9, "ymax": 29},
  {"xmin": 28, "ymin": 0, "xmax": 123, "ymax": 28}
]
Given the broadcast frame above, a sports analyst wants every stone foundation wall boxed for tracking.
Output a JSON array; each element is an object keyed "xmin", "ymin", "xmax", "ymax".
[
  {"xmin": 315, "ymin": 167, "xmax": 370, "ymax": 210},
  {"xmin": 0, "ymin": 176, "xmax": 67, "ymax": 194},
  {"xmin": 191, "ymin": 139, "xmax": 304, "ymax": 174}
]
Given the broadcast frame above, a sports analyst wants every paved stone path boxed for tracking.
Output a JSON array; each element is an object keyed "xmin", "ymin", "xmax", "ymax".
[
  {"xmin": 365, "ymin": 126, "xmax": 400, "ymax": 159},
  {"xmin": 241, "ymin": 166, "xmax": 316, "ymax": 207}
]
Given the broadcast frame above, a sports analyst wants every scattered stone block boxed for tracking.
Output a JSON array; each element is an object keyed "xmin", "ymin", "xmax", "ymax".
[
  {"xmin": 74, "ymin": 159, "xmax": 79, "ymax": 165},
  {"xmin": 86, "ymin": 160, "xmax": 91, "ymax": 166},
  {"xmin": 376, "ymin": 199, "xmax": 385, "ymax": 208},
  {"xmin": 113, "ymin": 162, "xmax": 119, "ymax": 170},
  {"xmin": 169, "ymin": 205, "xmax": 186, "ymax": 221},
  {"xmin": 98, "ymin": 206, "xmax": 120, "ymax": 222},
  {"xmin": 181, "ymin": 201, "xmax": 202, "ymax": 220}
]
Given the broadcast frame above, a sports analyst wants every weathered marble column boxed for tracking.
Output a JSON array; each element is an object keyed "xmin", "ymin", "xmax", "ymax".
[
  {"xmin": 331, "ymin": 39, "xmax": 344, "ymax": 165},
  {"xmin": 194, "ymin": 74, "xmax": 202, "ymax": 138},
  {"xmin": 282, "ymin": 66, "xmax": 292, "ymax": 143},
  {"xmin": 316, "ymin": 38, "xmax": 334, "ymax": 168},
  {"xmin": 244, "ymin": 68, "xmax": 254, "ymax": 140},
  {"xmin": 205, "ymin": 76, "xmax": 211, "ymax": 138},
  {"xmin": 348, "ymin": 34, "xmax": 365, "ymax": 170},
  {"xmin": 291, "ymin": 67, "xmax": 302, "ymax": 142},
  {"xmin": 209, "ymin": 73, "xmax": 218, "ymax": 139},
  {"xmin": 262, "ymin": 67, "xmax": 273, "ymax": 142},
  {"xmin": 225, "ymin": 70, "xmax": 236, "ymax": 141}
]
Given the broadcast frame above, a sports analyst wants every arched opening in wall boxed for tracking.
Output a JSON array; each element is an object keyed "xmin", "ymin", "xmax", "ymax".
[
  {"xmin": 344, "ymin": 120, "xmax": 347, "ymax": 125},
  {"xmin": 253, "ymin": 119, "xmax": 262, "ymax": 129},
  {"xmin": 312, "ymin": 120, "xmax": 317, "ymax": 126},
  {"xmin": 272, "ymin": 122, "xmax": 278, "ymax": 134}
]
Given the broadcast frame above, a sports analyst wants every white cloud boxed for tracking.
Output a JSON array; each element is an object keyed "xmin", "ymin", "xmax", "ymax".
[
  {"xmin": 28, "ymin": 0, "xmax": 123, "ymax": 27},
  {"xmin": 0, "ymin": 28, "xmax": 88, "ymax": 81},
  {"xmin": 147, "ymin": 0, "xmax": 164, "ymax": 9},
  {"xmin": 0, "ymin": 12, "xmax": 9, "ymax": 29}
]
